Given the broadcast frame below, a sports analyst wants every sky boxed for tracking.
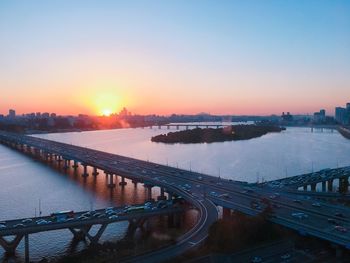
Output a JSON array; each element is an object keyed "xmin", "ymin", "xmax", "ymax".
[{"xmin": 0, "ymin": 0, "xmax": 349, "ymax": 116}]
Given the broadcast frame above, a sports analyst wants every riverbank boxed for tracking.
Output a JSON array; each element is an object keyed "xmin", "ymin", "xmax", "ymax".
[
  {"xmin": 338, "ymin": 126, "xmax": 350, "ymax": 140},
  {"xmin": 151, "ymin": 125, "xmax": 286, "ymax": 144}
]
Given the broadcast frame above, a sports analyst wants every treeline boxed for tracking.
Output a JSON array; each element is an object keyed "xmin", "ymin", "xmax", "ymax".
[{"xmin": 151, "ymin": 125, "xmax": 286, "ymax": 144}]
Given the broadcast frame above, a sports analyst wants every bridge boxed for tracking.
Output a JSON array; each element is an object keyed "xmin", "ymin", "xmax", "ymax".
[
  {"xmin": 1, "ymin": 131, "xmax": 350, "ymax": 262},
  {"xmin": 0, "ymin": 201, "xmax": 183, "ymax": 261},
  {"xmin": 148, "ymin": 123, "xmax": 229, "ymax": 130}
]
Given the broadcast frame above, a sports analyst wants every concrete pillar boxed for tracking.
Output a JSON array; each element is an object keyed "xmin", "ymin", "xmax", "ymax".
[
  {"xmin": 24, "ymin": 234, "xmax": 29, "ymax": 263},
  {"xmin": 322, "ymin": 181, "xmax": 326, "ymax": 192},
  {"xmin": 328, "ymin": 179, "xmax": 333, "ymax": 192},
  {"xmin": 72, "ymin": 160, "xmax": 79, "ymax": 169},
  {"xmin": 146, "ymin": 185, "xmax": 153, "ymax": 201},
  {"xmin": 63, "ymin": 159, "xmax": 69, "ymax": 170},
  {"xmin": 158, "ymin": 188, "xmax": 166, "ymax": 200},
  {"xmin": 311, "ymin": 183, "xmax": 316, "ymax": 191},
  {"xmin": 119, "ymin": 176, "xmax": 127, "ymax": 186},
  {"xmin": 82, "ymin": 164, "xmax": 89, "ymax": 177},
  {"xmin": 343, "ymin": 177, "xmax": 349, "ymax": 193},
  {"xmin": 108, "ymin": 174, "xmax": 116, "ymax": 188},
  {"xmin": 132, "ymin": 180, "xmax": 138, "ymax": 187},
  {"xmin": 167, "ymin": 125, "xmax": 170, "ymax": 129},
  {"xmin": 303, "ymin": 185, "xmax": 307, "ymax": 191},
  {"xmin": 92, "ymin": 167, "xmax": 99, "ymax": 176}
]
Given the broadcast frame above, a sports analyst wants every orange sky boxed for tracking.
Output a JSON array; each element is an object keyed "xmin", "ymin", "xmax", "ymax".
[{"xmin": 1, "ymin": 1, "xmax": 349, "ymax": 116}]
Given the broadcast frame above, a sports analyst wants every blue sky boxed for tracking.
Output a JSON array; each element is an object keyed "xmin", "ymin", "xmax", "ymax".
[{"xmin": 0, "ymin": 0, "xmax": 349, "ymax": 115}]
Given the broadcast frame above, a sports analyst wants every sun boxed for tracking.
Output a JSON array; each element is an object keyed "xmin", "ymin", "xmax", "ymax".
[{"xmin": 102, "ymin": 109, "xmax": 112, "ymax": 116}]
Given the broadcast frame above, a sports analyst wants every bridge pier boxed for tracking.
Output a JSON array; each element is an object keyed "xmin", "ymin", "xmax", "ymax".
[
  {"xmin": 158, "ymin": 188, "xmax": 167, "ymax": 200},
  {"xmin": 303, "ymin": 185, "xmax": 307, "ymax": 191},
  {"xmin": 92, "ymin": 167, "xmax": 99, "ymax": 176},
  {"xmin": 119, "ymin": 176, "xmax": 127, "ymax": 186},
  {"xmin": 132, "ymin": 180, "xmax": 138, "ymax": 187},
  {"xmin": 24, "ymin": 234, "xmax": 29, "ymax": 263},
  {"xmin": 72, "ymin": 160, "xmax": 79, "ymax": 170},
  {"xmin": 328, "ymin": 179, "xmax": 334, "ymax": 192},
  {"xmin": 82, "ymin": 164, "xmax": 89, "ymax": 177},
  {"xmin": 107, "ymin": 174, "xmax": 116, "ymax": 188},
  {"xmin": 63, "ymin": 159, "xmax": 70, "ymax": 170},
  {"xmin": 145, "ymin": 185, "xmax": 153, "ymax": 201},
  {"xmin": 310, "ymin": 183, "xmax": 316, "ymax": 191},
  {"xmin": 0, "ymin": 235, "xmax": 24, "ymax": 255}
]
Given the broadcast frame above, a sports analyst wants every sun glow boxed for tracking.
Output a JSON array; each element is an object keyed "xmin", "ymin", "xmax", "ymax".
[{"xmin": 102, "ymin": 109, "xmax": 112, "ymax": 116}]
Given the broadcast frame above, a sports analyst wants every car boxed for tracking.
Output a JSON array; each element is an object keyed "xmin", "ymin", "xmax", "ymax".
[
  {"xmin": 93, "ymin": 212, "xmax": 101, "ymax": 217},
  {"xmin": 0, "ymin": 224, "xmax": 6, "ymax": 229},
  {"xmin": 291, "ymin": 212, "xmax": 308, "ymax": 219},
  {"xmin": 312, "ymin": 202, "xmax": 321, "ymax": 207},
  {"xmin": 22, "ymin": 218, "xmax": 33, "ymax": 224},
  {"xmin": 109, "ymin": 215, "xmax": 118, "ymax": 220},
  {"xmin": 13, "ymin": 223, "xmax": 25, "ymax": 228},
  {"xmin": 334, "ymin": 226, "xmax": 348, "ymax": 233},
  {"xmin": 97, "ymin": 214, "xmax": 105, "ymax": 218},
  {"xmin": 251, "ymin": 256, "xmax": 262, "ymax": 263}
]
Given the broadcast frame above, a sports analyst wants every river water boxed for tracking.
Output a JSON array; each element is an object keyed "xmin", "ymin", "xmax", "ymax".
[{"xmin": 1, "ymin": 126, "xmax": 350, "ymax": 261}]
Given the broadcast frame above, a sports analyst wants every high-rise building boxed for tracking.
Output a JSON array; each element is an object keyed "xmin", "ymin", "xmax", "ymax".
[
  {"xmin": 8, "ymin": 109, "xmax": 16, "ymax": 118},
  {"xmin": 335, "ymin": 107, "xmax": 346, "ymax": 124}
]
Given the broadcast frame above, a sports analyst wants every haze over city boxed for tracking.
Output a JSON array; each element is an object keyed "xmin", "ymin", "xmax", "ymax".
[{"xmin": 1, "ymin": 0, "xmax": 349, "ymax": 116}]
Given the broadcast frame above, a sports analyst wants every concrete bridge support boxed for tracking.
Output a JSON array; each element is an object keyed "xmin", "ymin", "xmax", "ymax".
[
  {"xmin": 145, "ymin": 185, "xmax": 153, "ymax": 201},
  {"xmin": 72, "ymin": 160, "xmax": 79, "ymax": 170},
  {"xmin": 328, "ymin": 179, "xmax": 334, "ymax": 192},
  {"xmin": 92, "ymin": 167, "xmax": 99, "ymax": 176},
  {"xmin": 107, "ymin": 174, "xmax": 116, "ymax": 188},
  {"xmin": 168, "ymin": 192, "xmax": 173, "ymax": 201},
  {"xmin": 310, "ymin": 183, "xmax": 316, "ymax": 191},
  {"xmin": 119, "ymin": 176, "xmax": 127, "ymax": 186},
  {"xmin": 82, "ymin": 164, "xmax": 89, "ymax": 177},
  {"xmin": 24, "ymin": 234, "xmax": 29, "ymax": 263},
  {"xmin": 158, "ymin": 188, "xmax": 167, "ymax": 200},
  {"xmin": 0, "ymin": 235, "xmax": 24, "ymax": 255},
  {"xmin": 132, "ymin": 180, "xmax": 138, "ymax": 187},
  {"xmin": 303, "ymin": 185, "xmax": 307, "ymax": 191},
  {"xmin": 322, "ymin": 181, "xmax": 326, "ymax": 192},
  {"xmin": 63, "ymin": 159, "xmax": 70, "ymax": 170},
  {"xmin": 69, "ymin": 225, "xmax": 107, "ymax": 244}
]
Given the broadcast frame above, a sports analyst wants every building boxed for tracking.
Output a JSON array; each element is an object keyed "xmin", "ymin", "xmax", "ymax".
[
  {"xmin": 313, "ymin": 109, "xmax": 326, "ymax": 123},
  {"xmin": 335, "ymin": 107, "xmax": 347, "ymax": 124},
  {"xmin": 8, "ymin": 109, "xmax": 16, "ymax": 118},
  {"xmin": 281, "ymin": 112, "xmax": 293, "ymax": 122}
]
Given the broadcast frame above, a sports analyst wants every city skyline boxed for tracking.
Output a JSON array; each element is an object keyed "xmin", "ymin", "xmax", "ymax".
[{"xmin": 1, "ymin": 1, "xmax": 349, "ymax": 116}]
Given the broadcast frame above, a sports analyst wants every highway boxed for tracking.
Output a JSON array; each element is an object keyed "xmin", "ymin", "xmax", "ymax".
[
  {"xmin": 0, "ymin": 201, "xmax": 182, "ymax": 237},
  {"xmin": 1, "ymin": 131, "xmax": 350, "ymax": 261}
]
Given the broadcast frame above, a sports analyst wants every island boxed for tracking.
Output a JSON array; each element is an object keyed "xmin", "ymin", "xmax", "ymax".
[{"xmin": 151, "ymin": 125, "xmax": 286, "ymax": 144}]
